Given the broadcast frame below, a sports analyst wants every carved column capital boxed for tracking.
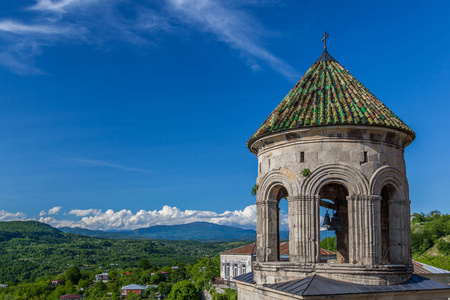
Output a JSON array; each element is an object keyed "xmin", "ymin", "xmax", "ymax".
[
  {"xmin": 256, "ymin": 199, "xmax": 278, "ymax": 206},
  {"xmin": 286, "ymin": 196, "xmax": 301, "ymax": 202}
]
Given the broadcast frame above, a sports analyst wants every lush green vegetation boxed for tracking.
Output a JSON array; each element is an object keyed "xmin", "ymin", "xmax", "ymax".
[
  {"xmin": 318, "ymin": 211, "xmax": 450, "ymax": 270},
  {"xmin": 0, "ymin": 221, "xmax": 247, "ymax": 284},
  {"xmin": 0, "ymin": 211, "xmax": 448, "ymax": 299},
  {"xmin": 0, "ymin": 256, "xmax": 222, "ymax": 300},
  {"xmin": 411, "ymin": 211, "xmax": 450, "ymax": 270},
  {"xmin": 320, "ymin": 236, "xmax": 337, "ymax": 252}
]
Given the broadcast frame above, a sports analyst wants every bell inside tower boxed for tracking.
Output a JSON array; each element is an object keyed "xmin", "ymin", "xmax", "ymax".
[{"xmin": 319, "ymin": 183, "xmax": 349, "ymax": 263}]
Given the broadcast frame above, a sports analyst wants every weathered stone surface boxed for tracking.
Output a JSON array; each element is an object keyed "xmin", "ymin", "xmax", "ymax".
[{"xmin": 247, "ymin": 125, "xmax": 413, "ymax": 288}]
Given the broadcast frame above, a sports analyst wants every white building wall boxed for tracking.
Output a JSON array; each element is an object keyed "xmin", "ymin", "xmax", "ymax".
[{"xmin": 220, "ymin": 254, "xmax": 255, "ymax": 281}]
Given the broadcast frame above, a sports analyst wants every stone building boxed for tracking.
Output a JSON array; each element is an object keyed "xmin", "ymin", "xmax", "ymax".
[
  {"xmin": 235, "ymin": 39, "xmax": 450, "ymax": 299},
  {"xmin": 220, "ymin": 243, "xmax": 335, "ymax": 281},
  {"xmin": 221, "ymin": 243, "xmax": 449, "ymax": 284},
  {"xmin": 220, "ymin": 242, "xmax": 336, "ymax": 281}
]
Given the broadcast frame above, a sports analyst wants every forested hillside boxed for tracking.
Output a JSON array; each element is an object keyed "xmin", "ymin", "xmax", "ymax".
[
  {"xmin": 1, "ymin": 211, "xmax": 449, "ymax": 285},
  {"xmin": 0, "ymin": 221, "xmax": 65, "ymax": 243},
  {"xmin": 320, "ymin": 211, "xmax": 450, "ymax": 270},
  {"xmin": 0, "ymin": 221, "xmax": 247, "ymax": 283},
  {"xmin": 411, "ymin": 211, "xmax": 450, "ymax": 270}
]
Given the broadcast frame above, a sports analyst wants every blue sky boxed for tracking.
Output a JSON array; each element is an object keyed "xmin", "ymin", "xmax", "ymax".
[{"xmin": 0, "ymin": 0, "xmax": 449, "ymax": 230}]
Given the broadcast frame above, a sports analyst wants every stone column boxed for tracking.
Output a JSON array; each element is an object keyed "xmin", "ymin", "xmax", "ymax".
[
  {"xmin": 289, "ymin": 195, "xmax": 319, "ymax": 263},
  {"xmin": 256, "ymin": 199, "xmax": 279, "ymax": 262},
  {"xmin": 388, "ymin": 198, "xmax": 410, "ymax": 264},
  {"xmin": 347, "ymin": 195, "xmax": 381, "ymax": 265}
]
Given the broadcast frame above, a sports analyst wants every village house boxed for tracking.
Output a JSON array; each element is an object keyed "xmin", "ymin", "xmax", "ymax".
[
  {"xmin": 51, "ymin": 279, "xmax": 64, "ymax": 287},
  {"xmin": 59, "ymin": 294, "xmax": 82, "ymax": 300},
  {"xmin": 95, "ymin": 272, "xmax": 109, "ymax": 282},
  {"xmin": 120, "ymin": 284, "xmax": 148, "ymax": 299}
]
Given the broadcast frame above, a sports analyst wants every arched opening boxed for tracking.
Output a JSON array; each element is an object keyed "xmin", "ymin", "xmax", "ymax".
[
  {"xmin": 268, "ymin": 185, "xmax": 289, "ymax": 261},
  {"xmin": 319, "ymin": 183, "xmax": 349, "ymax": 263},
  {"xmin": 380, "ymin": 184, "xmax": 397, "ymax": 264},
  {"xmin": 278, "ymin": 197, "xmax": 289, "ymax": 261}
]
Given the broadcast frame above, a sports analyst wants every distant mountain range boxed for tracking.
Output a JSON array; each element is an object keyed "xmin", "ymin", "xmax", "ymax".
[
  {"xmin": 59, "ymin": 222, "xmax": 272, "ymax": 241},
  {"xmin": 0, "ymin": 220, "xmax": 290, "ymax": 241}
]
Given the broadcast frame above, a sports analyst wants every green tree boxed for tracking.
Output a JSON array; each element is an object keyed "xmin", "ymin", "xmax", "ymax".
[
  {"xmin": 158, "ymin": 282, "xmax": 172, "ymax": 296},
  {"xmin": 187, "ymin": 255, "xmax": 220, "ymax": 289},
  {"xmin": 138, "ymin": 259, "xmax": 151, "ymax": 270},
  {"xmin": 65, "ymin": 266, "xmax": 81, "ymax": 285},
  {"xmin": 126, "ymin": 293, "xmax": 142, "ymax": 300},
  {"xmin": 320, "ymin": 237, "xmax": 337, "ymax": 252},
  {"xmin": 140, "ymin": 270, "xmax": 153, "ymax": 284},
  {"xmin": 78, "ymin": 279, "xmax": 90, "ymax": 289},
  {"xmin": 168, "ymin": 281, "xmax": 200, "ymax": 300},
  {"xmin": 150, "ymin": 273, "xmax": 166, "ymax": 284},
  {"xmin": 109, "ymin": 270, "xmax": 119, "ymax": 281},
  {"xmin": 93, "ymin": 280, "xmax": 107, "ymax": 292},
  {"xmin": 251, "ymin": 184, "xmax": 258, "ymax": 196}
]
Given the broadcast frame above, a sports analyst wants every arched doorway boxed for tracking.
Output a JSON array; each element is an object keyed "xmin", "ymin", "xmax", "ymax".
[
  {"xmin": 268, "ymin": 185, "xmax": 289, "ymax": 261},
  {"xmin": 319, "ymin": 183, "xmax": 349, "ymax": 263}
]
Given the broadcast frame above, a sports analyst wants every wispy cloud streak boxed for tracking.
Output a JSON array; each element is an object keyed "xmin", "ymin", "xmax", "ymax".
[
  {"xmin": 69, "ymin": 158, "xmax": 152, "ymax": 173},
  {"xmin": 0, "ymin": 20, "xmax": 72, "ymax": 34},
  {"xmin": 31, "ymin": 0, "xmax": 103, "ymax": 12},
  {"xmin": 0, "ymin": 0, "xmax": 296, "ymax": 78},
  {"xmin": 166, "ymin": 0, "xmax": 299, "ymax": 79}
]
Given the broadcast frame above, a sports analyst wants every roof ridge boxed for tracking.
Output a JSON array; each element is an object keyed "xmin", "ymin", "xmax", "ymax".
[
  {"xmin": 315, "ymin": 50, "xmax": 337, "ymax": 63},
  {"xmin": 302, "ymin": 274, "xmax": 316, "ymax": 296}
]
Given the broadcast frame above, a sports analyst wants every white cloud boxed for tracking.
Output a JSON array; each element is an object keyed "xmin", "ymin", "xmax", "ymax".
[
  {"xmin": 39, "ymin": 206, "xmax": 63, "ymax": 216},
  {"xmin": 0, "ymin": 20, "xmax": 72, "ymax": 35},
  {"xmin": 39, "ymin": 205, "xmax": 259, "ymax": 230},
  {"xmin": 49, "ymin": 206, "xmax": 62, "ymax": 215},
  {"xmin": 0, "ymin": 210, "xmax": 27, "ymax": 221},
  {"xmin": 39, "ymin": 216, "xmax": 80, "ymax": 228},
  {"xmin": 166, "ymin": 0, "xmax": 299, "ymax": 80},
  {"xmin": 69, "ymin": 208, "xmax": 102, "ymax": 217}
]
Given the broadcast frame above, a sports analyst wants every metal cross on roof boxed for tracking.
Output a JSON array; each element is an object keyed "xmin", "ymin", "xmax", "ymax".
[{"xmin": 322, "ymin": 31, "xmax": 329, "ymax": 51}]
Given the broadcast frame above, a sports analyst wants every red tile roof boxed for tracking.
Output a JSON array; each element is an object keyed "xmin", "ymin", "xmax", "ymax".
[
  {"xmin": 221, "ymin": 243, "xmax": 257, "ymax": 255},
  {"xmin": 412, "ymin": 260, "xmax": 450, "ymax": 275},
  {"xmin": 60, "ymin": 294, "xmax": 82, "ymax": 299},
  {"xmin": 221, "ymin": 242, "xmax": 334, "ymax": 256}
]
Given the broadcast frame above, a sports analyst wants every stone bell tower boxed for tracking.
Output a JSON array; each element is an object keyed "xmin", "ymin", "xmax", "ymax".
[
  {"xmin": 235, "ymin": 34, "xmax": 450, "ymax": 300},
  {"xmin": 246, "ymin": 37, "xmax": 416, "ymax": 286}
]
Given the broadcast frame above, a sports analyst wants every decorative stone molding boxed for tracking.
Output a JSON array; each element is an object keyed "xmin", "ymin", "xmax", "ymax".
[
  {"xmin": 369, "ymin": 165, "xmax": 408, "ymax": 199},
  {"xmin": 301, "ymin": 163, "xmax": 369, "ymax": 196},
  {"xmin": 258, "ymin": 169, "xmax": 301, "ymax": 200}
]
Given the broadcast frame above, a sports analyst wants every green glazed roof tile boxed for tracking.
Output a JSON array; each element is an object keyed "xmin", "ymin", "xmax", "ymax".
[{"xmin": 247, "ymin": 51, "xmax": 415, "ymax": 146}]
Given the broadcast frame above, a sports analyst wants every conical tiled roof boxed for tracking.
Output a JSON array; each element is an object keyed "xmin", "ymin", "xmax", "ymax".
[{"xmin": 248, "ymin": 51, "xmax": 415, "ymax": 147}]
